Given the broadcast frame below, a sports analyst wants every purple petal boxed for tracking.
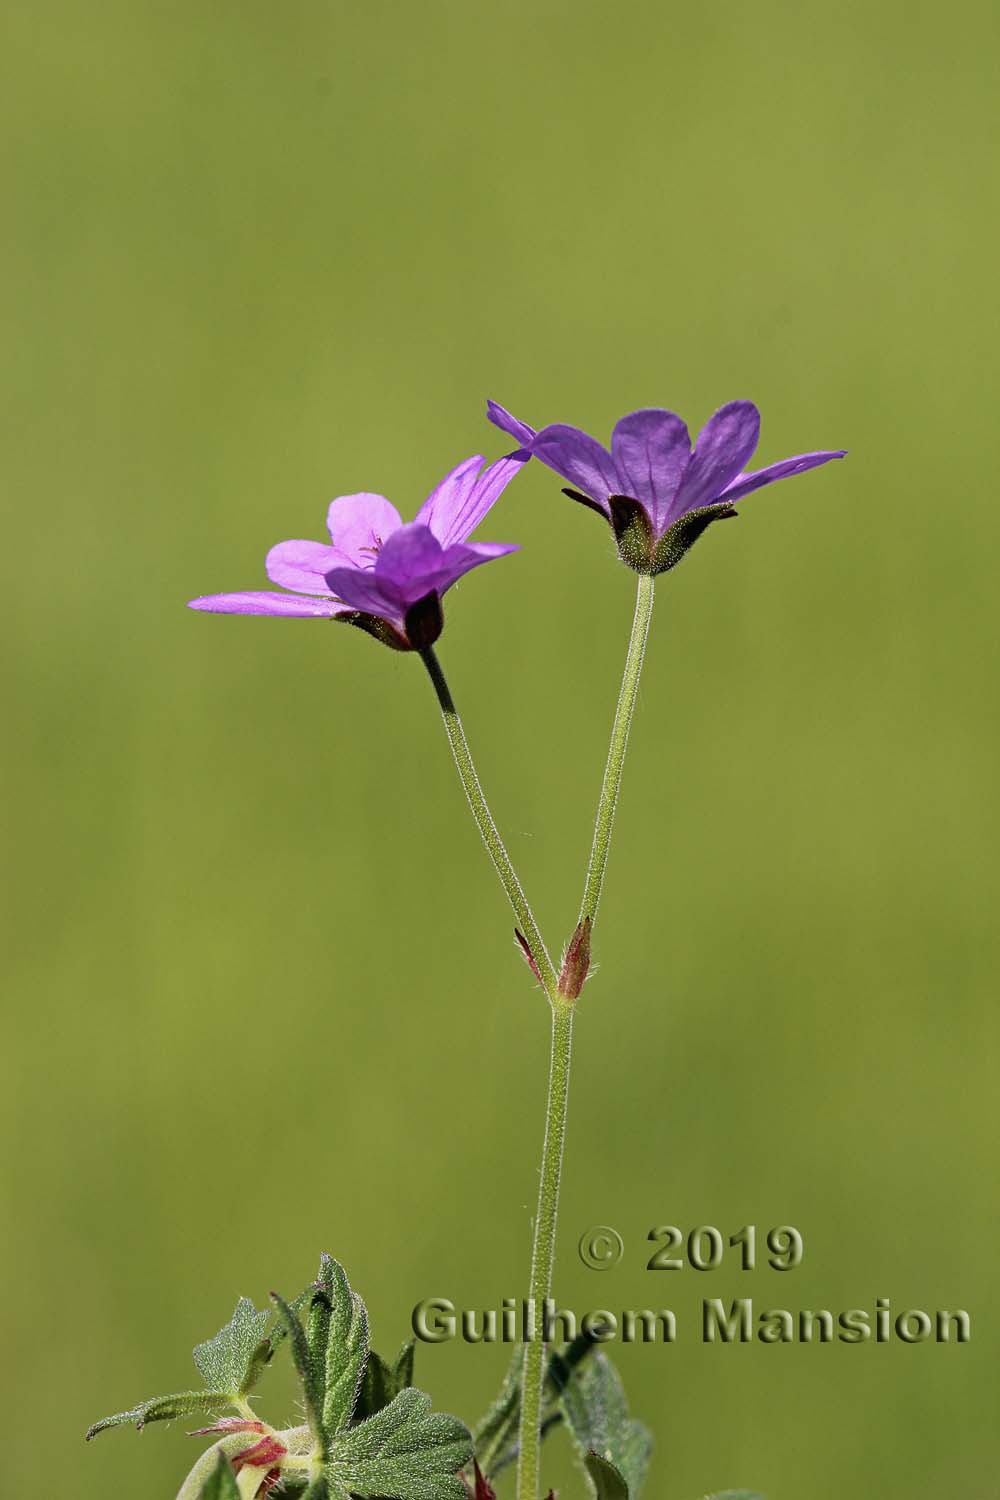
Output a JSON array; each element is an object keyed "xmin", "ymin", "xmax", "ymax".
[
  {"xmin": 326, "ymin": 493, "xmax": 403, "ymax": 567},
  {"xmin": 187, "ymin": 591, "xmax": 347, "ymax": 617},
  {"xmin": 720, "ymin": 449, "xmax": 847, "ymax": 504},
  {"xmin": 413, "ymin": 455, "xmax": 487, "ymax": 545},
  {"xmin": 416, "ymin": 452, "xmax": 527, "ymax": 548},
  {"xmin": 266, "ymin": 539, "xmax": 343, "ymax": 593},
  {"xmin": 530, "ymin": 424, "xmax": 623, "ymax": 514},
  {"xmin": 433, "ymin": 540, "xmax": 519, "ymax": 594},
  {"xmin": 486, "ymin": 400, "xmax": 537, "ymax": 448},
  {"xmin": 325, "ymin": 524, "xmax": 444, "ymax": 619},
  {"xmin": 370, "ymin": 524, "xmax": 451, "ymax": 613},
  {"xmin": 671, "ymin": 401, "xmax": 761, "ymax": 519},
  {"xmin": 319, "ymin": 566, "xmax": 402, "ymax": 622},
  {"xmin": 610, "ymin": 409, "xmax": 691, "ymax": 530}
]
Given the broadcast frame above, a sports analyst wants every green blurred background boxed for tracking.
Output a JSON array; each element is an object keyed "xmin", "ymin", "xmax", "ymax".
[{"xmin": 3, "ymin": 1, "xmax": 997, "ymax": 1496}]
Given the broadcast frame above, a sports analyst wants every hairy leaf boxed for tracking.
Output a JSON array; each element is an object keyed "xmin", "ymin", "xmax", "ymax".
[
  {"xmin": 272, "ymin": 1292, "xmax": 326, "ymax": 1449},
  {"xmin": 177, "ymin": 1436, "xmax": 261, "ymax": 1500},
  {"xmin": 325, "ymin": 1386, "xmax": 472, "ymax": 1500},
  {"xmin": 194, "ymin": 1299, "xmax": 271, "ymax": 1396},
  {"xmin": 585, "ymin": 1453, "xmax": 630, "ymax": 1500},
  {"xmin": 87, "ymin": 1389, "xmax": 230, "ymax": 1440},
  {"xmin": 472, "ymin": 1346, "xmax": 523, "ymax": 1473},
  {"xmin": 322, "ymin": 1259, "xmax": 369, "ymax": 1437},
  {"xmin": 475, "ymin": 1331, "xmax": 602, "ymax": 1475},
  {"xmin": 356, "ymin": 1340, "xmax": 417, "ymax": 1422},
  {"xmin": 199, "ymin": 1452, "xmax": 241, "ymax": 1500},
  {"xmin": 561, "ymin": 1353, "xmax": 652, "ymax": 1500},
  {"xmin": 308, "ymin": 1257, "xmax": 336, "ymax": 1395}
]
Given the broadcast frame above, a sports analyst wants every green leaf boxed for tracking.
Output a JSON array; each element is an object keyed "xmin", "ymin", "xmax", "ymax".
[
  {"xmin": 86, "ymin": 1389, "xmax": 230, "ymax": 1439},
  {"xmin": 474, "ymin": 1331, "xmax": 602, "ymax": 1476},
  {"xmin": 472, "ymin": 1346, "xmax": 523, "ymax": 1472},
  {"xmin": 193, "ymin": 1298, "xmax": 271, "ymax": 1396},
  {"xmin": 177, "ymin": 1435, "xmax": 261, "ymax": 1500},
  {"xmin": 272, "ymin": 1291, "xmax": 326, "ymax": 1449},
  {"xmin": 199, "ymin": 1452, "xmax": 240, "ymax": 1500},
  {"xmin": 325, "ymin": 1386, "xmax": 473, "ymax": 1500},
  {"xmin": 355, "ymin": 1340, "xmax": 416, "ymax": 1422},
  {"xmin": 322, "ymin": 1259, "xmax": 369, "ymax": 1437},
  {"xmin": 561, "ymin": 1352, "xmax": 653, "ymax": 1500},
  {"xmin": 584, "ymin": 1453, "xmax": 630, "ymax": 1500},
  {"xmin": 308, "ymin": 1257, "xmax": 336, "ymax": 1385}
]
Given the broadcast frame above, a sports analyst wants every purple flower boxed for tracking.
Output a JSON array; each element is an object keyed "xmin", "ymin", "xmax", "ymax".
[
  {"xmin": 487, "ymin": 399, "xmax": 845, "ymax": 575},
  {"xmin": 188, "ymin": 453, "xmax": 524, "ymax": 650}
]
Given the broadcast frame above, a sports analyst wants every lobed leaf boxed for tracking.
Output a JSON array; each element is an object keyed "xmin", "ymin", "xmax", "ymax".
[
  {"xmin": 474, "ymin": 1331, "xmax": 602, "ymax": 1476},
  {"xmin": 325, "ymin": 1386, "xmax": 472, "ymax": 1500},
  {"xmin": 307, "ymin": 1257, "xmax": 336, "ymax": 1397},
  {"xmin": 272, "ymin": 1291, "xmax": 326, "ymax": 1449},
  {"xmin": 194, "ymin": 1298, "xmax": 271, "ymax": 1396},
  {"xmin": 355, "ymin": 1339, "xmax": 417, "ymax": 1423},
  {"xmin": 87, "ymin": 1389, "xmax": 230, "ymax": 1440},
  {"xmin": 560, "ymin": 1353, "xmax": 653, "ymax": 1500},
  {"xmin": 322, "ymin": 1259, "xmax": 369, "ymax": 1437}
]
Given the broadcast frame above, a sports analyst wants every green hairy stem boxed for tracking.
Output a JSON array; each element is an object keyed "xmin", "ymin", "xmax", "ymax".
[
  {"xmin": 579, "ymin": 572, "xmax": 654, "ymax": 927},
  {"xmin": 422, "ymin": 583, "xmax": 653, "ymax": 1500}
]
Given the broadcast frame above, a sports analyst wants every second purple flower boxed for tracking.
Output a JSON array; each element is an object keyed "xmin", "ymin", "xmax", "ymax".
[
  {"xmin": 488, "ymin": 399, "xmax": 845, "ymax": 575},
  {"xmin": 188, "ymin": 452, "xmax": 525, "ymax": 650}
]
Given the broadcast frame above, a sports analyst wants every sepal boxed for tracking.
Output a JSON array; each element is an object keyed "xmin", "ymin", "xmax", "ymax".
[
  {"xmin": 404, "ymin": 591, "xmax": 445, "ymax": 650},
  {"xmin": 649, "ymin": 503, "xmax": 737, "ymax": 575},
  {"xmin": 339, "ymin": 613, "xmax": 410, "ymax": 652},
  {"xmin": 608, "ymin": 496, "xmax": 655, "ymax": 573}
]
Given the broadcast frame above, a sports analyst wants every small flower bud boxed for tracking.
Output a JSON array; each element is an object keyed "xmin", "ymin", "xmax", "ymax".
[
  {"xmin": 515, "ymin": 928, "xmax": 543, "ymax": 985},
  {"xmin": 231, "ymin": 1434, "xmax": 288, "ymax": 1476},
  {"xmin": 557, "ymin": 917, "xmax": 592, "ymax": 1001}
]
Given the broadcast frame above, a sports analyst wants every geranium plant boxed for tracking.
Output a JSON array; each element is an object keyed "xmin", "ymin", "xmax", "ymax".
[{"xmin": 88, "ymin": 396, "xmax": 844, "ymax": 1500}]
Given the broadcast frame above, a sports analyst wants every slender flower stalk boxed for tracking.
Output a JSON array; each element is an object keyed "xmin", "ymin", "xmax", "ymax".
[
  {"xmin": 423, "ymin": 592, "xmax": 653, "ymax": 1500},
  {"xmin": 419, "ymin": 647, "xmax": 579, "ymax": 1500},
  {"xmin": 516, "ymin": 999, "xmax": 573, "ymax": 1500},
  {"xmin": 580, "ymin": 573, "xmax": 655, "ymax": 925},
  {"xmin": 420, "ymin": 648, "xmax": 558, "ymax": 997}
]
